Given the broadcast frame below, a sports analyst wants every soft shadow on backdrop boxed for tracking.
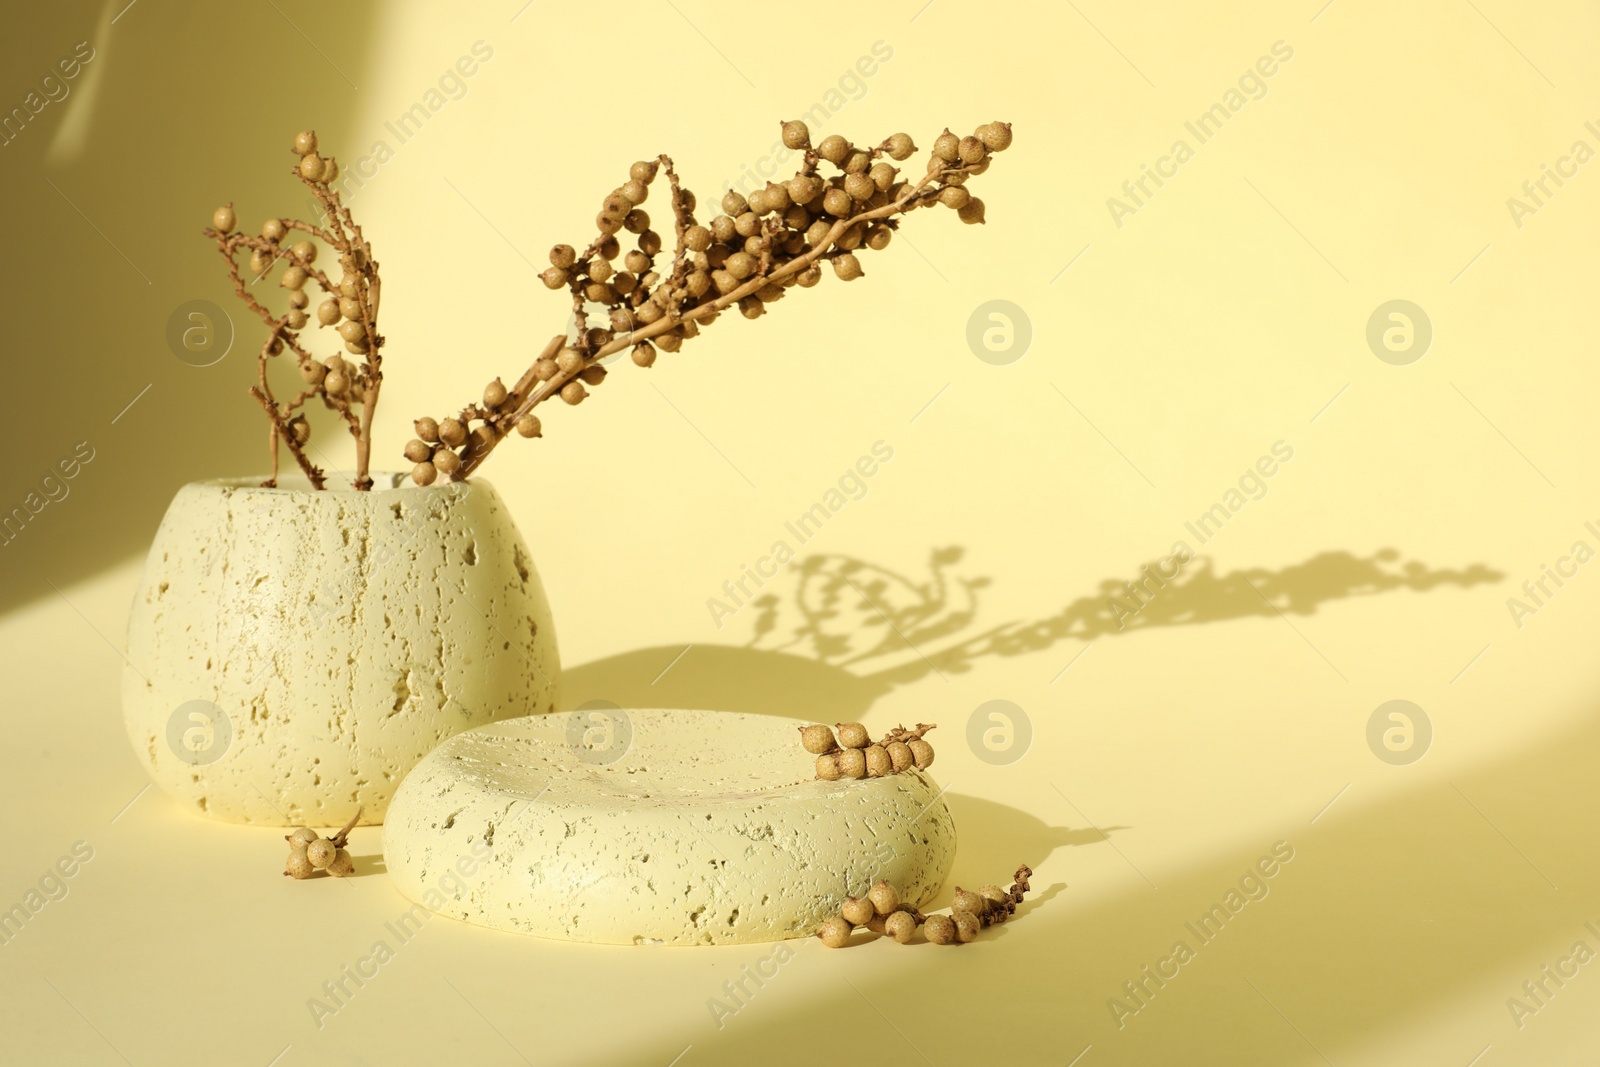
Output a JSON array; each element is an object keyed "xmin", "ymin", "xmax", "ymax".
[
  {"xmin": 0, "ymin": 1, "xmax": 375, "ymax": 614},
  {"xmin": 562, "ymin": 545, "xmax": 1502, "ymax": 718},
  {"xmin": 562, "ymin": 544, "xmax": 1504, "ymax": 909},
  {"xmin": 563, "ymin": 545, "xmax": 1595, "ymax": 1064},
  {"xmin": 681, "ymin": 712, "xmax": 1600, "ymax": 1064}
]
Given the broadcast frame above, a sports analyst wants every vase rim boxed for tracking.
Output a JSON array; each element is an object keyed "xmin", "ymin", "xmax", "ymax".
[{"xmin": 189, "ymin": 472, "xmax": 488, "ymax": 495}]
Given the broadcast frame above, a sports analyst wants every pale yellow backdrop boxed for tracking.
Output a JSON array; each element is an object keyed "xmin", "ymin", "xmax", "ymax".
[{"xmin": 3, "ymin": 0, "xmax": 1599, "ymax": 1064}]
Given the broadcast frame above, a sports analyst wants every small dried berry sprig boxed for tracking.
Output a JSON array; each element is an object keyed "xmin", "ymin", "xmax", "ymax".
[
  {"xmin": 801, "ymin": 721, "xmax": 936, "ymax": 780},
  {"xmin": 927, "ymin": 865, "xmax": 1034, "ymax": 944},
  {"xmin": 817, "ymin": 865, "xmax": 1033, "ymax": 947},
  {"xmin": 283, "ymin": 807, "xmax": 361, "ymax": 879},
  {"xmin": 203, "ymin": 130, "xmax": 385, "ymax": 490},
  {"xmin": 408, "ymin": 119, "xmax": 1014, "ymax": 485}
]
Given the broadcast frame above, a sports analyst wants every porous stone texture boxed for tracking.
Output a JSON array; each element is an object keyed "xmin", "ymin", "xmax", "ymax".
[
  {"xmin": 122, "ymin": 473, "xmax": 559, "ymax": 825},
  {"xmin": 382, "ymin": 709, "xmax": 958, "ymax": 945}
]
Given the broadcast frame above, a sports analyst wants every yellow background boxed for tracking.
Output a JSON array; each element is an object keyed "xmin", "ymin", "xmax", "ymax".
[{"xmin": 3, "ymin": 0, "xmax": 1600, "ymax": 1063}]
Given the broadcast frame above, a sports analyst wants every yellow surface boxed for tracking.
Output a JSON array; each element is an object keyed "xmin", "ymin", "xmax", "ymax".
[{"xmin": 3, "ymin": 0, "xmax": 1600, "ymax": 1063}]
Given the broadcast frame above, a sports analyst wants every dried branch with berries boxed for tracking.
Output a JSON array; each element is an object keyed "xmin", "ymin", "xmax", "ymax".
[
  {"xmin": 404, "ymin": 118, "xmax": 1013, "ymax": 486},
  {"xmin": 816, "ymin": 865, "xmax": 1034, "ymax": 947},
  {"xmin": 282, "ymin": 807, "xmax": 361, "ymax": 879},
  {"xmin": 202, "ymin": 120, "xmax": 1010, "ymax": 490},
  {"xmin": 203, "ymin": 130, "xmax": 384, "ymax": 490}
]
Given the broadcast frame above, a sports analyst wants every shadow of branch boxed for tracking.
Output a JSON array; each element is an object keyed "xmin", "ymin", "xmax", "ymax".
[{"xmin": 563, "ymin": 545, "xmax": 1502, "ymax": 721}]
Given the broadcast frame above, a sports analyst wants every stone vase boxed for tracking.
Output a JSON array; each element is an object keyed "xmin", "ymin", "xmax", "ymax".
[{"xmin": 121, "ymin": 472, "xmax": 559, "ymax": 825}]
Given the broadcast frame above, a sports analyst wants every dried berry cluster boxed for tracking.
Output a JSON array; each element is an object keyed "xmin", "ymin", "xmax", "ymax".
[
  {"xmin": 408, "ymin": 118, "xmax": 1014, "ymax": 485},
  {"xmin": 205, "ymin": 130, "xmax": 385, "ymax": 490},
  {"xmin": 801, "ymin": 721, "xmax": 936, "ymax": 780},
  {"xmin": 817, "ymin": 865, "xmax": 1032, "ymax": 948},
  {"xmin": 817, "ymin": 879, "xmax": 919, "ymax": 947},
  {"xmin": 934, "ymin": 865, "xmax": 1033, "ymax": 942},
  {"xmin": 282, "ymin": 808, "xmax": 360, "ymax": 879}
]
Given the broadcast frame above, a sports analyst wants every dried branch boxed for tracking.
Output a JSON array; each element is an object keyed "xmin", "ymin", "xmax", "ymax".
[
  {"xmin": 249, "ymin": 385, "xmax": 324, "ymax": 488},
  {"xmin": 204, "ymin": 129, "xmax": 384, "ymax": 490},
  {"xmin": 201, "ymin": 122, "xmax": 1009, "ymax": 491},
  {"xmin": 415, "ymin": 119, "xmax": 1013, "ymax": 484}
]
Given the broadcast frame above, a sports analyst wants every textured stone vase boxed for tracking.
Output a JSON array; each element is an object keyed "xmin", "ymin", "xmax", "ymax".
[{"xmin": 122, "ymin": 472, "xmax": 559, "ymax": 825}]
